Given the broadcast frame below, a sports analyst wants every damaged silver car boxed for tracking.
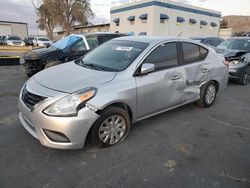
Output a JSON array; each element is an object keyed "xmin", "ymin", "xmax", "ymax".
[{"xmin": 18, "ymin": 36, "xmax": 228, "ymax": 149}]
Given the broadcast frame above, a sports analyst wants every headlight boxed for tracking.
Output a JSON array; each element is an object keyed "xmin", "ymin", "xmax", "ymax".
[
  {"xmin": 230, "ymin": 58, "xmax": 247, "ymax": 65},
  {"xmin": 231, "ymin": 60, "xmax": 241, "ymax": 64},
  {"xmin": 43, "ymin": 88, "xmax": 97, "ymax": 117}
]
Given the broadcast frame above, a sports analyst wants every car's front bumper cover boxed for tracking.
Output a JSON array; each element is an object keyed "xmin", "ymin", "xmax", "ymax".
[
  {"xmin": 18, "ymin": 89, "xmax": 100, "ymax": 149},
  {"xmin": 228, "ymin": 63, "xmax": 247, "ymax": 80}
]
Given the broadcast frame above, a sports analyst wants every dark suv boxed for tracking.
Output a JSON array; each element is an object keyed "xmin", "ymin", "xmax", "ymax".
[{"xmin": 24, "ymin": 32, "xmax": 126, "ymax": 77}]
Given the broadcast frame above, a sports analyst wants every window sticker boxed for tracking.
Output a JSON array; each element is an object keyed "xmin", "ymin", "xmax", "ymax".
[{"xmin": 115, "ymin": 46, "xmax": 133, "ymax": 51}]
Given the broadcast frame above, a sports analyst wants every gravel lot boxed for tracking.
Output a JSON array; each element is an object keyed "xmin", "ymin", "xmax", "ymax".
[{"xmin": 0, "ymin": 64, "xmax": 250, "ymax": 188}]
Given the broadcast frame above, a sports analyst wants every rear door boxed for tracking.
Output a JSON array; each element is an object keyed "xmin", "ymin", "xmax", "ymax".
[
  {"xmin": 179, "ymin": 42, "xmax": 212, "ymax": 100},
  {"xmin": 135, "ymin": 42, "xmax": 187, "ymax": 119}
]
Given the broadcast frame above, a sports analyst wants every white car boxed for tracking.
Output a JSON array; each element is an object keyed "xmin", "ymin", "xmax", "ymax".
[
  {"xmin": 5, "ymin": 36, "xmax": 25, "ymax": 46},
  {"xmin": 33, "ymin": 37, "xmax": 52, "ymax": 47}
]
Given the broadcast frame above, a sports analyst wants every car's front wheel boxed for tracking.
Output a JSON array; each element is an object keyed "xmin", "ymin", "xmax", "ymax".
[
  {"xmin": 90, "ymin": 107, "xmax": 130, "ymax": 147},
  {"xmin": 197, "ymin": 81, "xmax": 217, "ymax": 108}
]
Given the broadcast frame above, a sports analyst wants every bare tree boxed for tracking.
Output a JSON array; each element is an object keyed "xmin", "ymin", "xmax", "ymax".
[
  {"xmin": 57, "ymin": 0, "xmax": 94, "ymax": 35},
  {"xmin": 32, "ymin": 0, "xmax": 59, "ymax": 40}
]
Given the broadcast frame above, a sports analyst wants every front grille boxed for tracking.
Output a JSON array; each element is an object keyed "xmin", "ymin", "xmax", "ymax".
[{"xmin": 21, "ymin": 86, "xmax": 47, "ymax": 110}]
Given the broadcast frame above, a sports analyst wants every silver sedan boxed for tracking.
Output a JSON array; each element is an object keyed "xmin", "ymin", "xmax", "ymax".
[{"xmin": 18, "ymin": 36, "xmax": 228, "ymax": 149}]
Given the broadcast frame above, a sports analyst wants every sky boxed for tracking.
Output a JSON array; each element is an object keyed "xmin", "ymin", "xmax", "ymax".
[{"xmin": 0, "ymin": 0, "xmax": 250, "ymax": 35}]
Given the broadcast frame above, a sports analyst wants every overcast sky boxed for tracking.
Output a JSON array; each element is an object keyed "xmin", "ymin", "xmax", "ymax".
[{"xmin": 0, "ymin": 0, "xmax": 250, "ymax": 35}]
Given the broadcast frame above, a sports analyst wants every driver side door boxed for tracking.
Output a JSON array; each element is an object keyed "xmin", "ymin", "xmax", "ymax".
[{"xmin": 135, "ymin": 42, "xmax": 186, "ymax": 119}]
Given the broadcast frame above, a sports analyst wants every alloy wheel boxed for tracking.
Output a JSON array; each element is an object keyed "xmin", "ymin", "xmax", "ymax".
[
  {"xmin": 98, "ymin": 115, "xmax": 127, "ymax": 145},
  {"xmin": 205, "ymin": 84, "xmax": 216, "ymax": 105}
]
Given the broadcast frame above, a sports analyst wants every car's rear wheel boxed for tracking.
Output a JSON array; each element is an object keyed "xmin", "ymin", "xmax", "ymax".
[
  {"xmin": 90, "ymin": 107, "xmax": 130, "ymax": 147},
  {"xmin": 197, "ymin": 81, "xmax": 217, "ymax": 108},
  {"xmin": 239, "ymin": 72, "xmax": 249, "ymax": 85}
]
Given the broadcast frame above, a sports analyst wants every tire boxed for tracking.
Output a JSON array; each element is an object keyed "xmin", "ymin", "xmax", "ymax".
[
  {"xmin": 90, "ymin": 107, "xmax": 130, "ymax": 147},
  {"xmin": 197, "ymin": 81, "xmax": 217, "ymax": 108},
  {"xmin": 239, "ymin": 72, "xmax": 249, "ymax": 85}
]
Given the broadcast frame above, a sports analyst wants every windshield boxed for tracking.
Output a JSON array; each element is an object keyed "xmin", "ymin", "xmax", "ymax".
[
  {"xmin": 52, "ymin": 35, "xmax": 83, "ymax": 49},
  {"xmin": 76, "ymin": 40, "xmax": 148, "ymax": 71},
  {"xmin": 38, "ymin": 38, "xmax": 49, "ymax": 41},
  {"xmin": 217, "ymin": 39, "xmax": 250, "ymax": 52},
  {"xmin": 8, "ymin": 36, "xmax": 22, "ymax": 40}
]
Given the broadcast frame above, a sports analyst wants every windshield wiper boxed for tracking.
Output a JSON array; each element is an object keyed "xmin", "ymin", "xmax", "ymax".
[
  {"xmin": 79, "ymin": 59, "xmax": 102, "ymax": 70},
  {"xmin": 79, "ymin": 59, "xmax": 118, "ymax": 72},
  {"xmin": 85, "ymin": 63, "xmax": 104, "ymax": 71}
]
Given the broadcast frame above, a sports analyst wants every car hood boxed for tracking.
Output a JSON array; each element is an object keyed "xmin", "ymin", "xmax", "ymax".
[
  {"xmin": 24, "ymin": 46, "xmax": 59, "ymax": 61},
  {"xmin": 33, "ymin": 61, "xmax": 117, "ymax": 93},
  {"xmin": 216, "ymin": 48, "xmax": 247, "ymax": 58}
]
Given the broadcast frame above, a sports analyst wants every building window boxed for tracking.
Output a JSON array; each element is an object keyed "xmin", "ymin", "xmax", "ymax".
[
  {"xmin": 139, "ymin": 14, "xmax": 148, "ymax": 23},
  {"xmin": 139, "ymin": 32, "xmax": 147, "ymax": 36},
  {"xmin": 177, "ymin": 16, "xmax": 185, "ymax": 23},
  {"xmin": 189, "ymin": 18, "xmax": 197, "ymax": 25},
  {"xmin": 113, "ymin": 18, "xmax": 120, "ymax": 26},
  {"xmin": 160, "ymin": 14, "xmax": 169, "ymax": 24},
  {"xmin": 127, "ymin": 16, "xmax": 135, "ymax": 25},
  {"xmin": 211, "ymin": 22, "xmax": 218, "ymax": 27}
]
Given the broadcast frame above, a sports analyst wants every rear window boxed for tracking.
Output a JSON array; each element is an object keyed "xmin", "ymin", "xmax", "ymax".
[
  {"xmin": 182, "ymin": 42, "xmax": 208, "ymax": 64},
  {"xmin": 8, "ymin": 36, "xmax": 21, "ymax": 40},
  {"xmin": 38, "ymin": 38, "xmax": 49, "ymax": 41}
]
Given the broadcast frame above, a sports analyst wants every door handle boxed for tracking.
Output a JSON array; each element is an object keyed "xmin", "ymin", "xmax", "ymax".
[
  {"xmin": 171, "ymin": 75, "xmax": 180, "ymax": 80},
  {"xmin": 202, "ymin": 68, "xmax": 210, "ymax": 73}
]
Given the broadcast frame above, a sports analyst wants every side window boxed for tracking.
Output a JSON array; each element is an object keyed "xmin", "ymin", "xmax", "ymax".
[
  {"xmin": 143, "ymin": 43, "xmax": 178, "ymax": 71},
  {"xmin": 210, "ymin": 39, "xmax": 219, "ymax": 47},
  {"xmin": 203, "ymin": 39, "xmax": 211, "ymax": 45},
  {"xmin": 86, "ymin": 36, "xmax": 98, "ymax": 50},
  {"xmin": 71, "ymin": 39, "xmax": 87, "ymax": 52},
  {"xmin": 182, "ymin": 42, "xmax": 208, "ymax": 64}
]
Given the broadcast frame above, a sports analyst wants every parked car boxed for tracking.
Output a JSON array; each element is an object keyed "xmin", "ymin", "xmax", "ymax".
[
  {"xmin": 18, "ymin": 36, "xmax": 228, "ymax": 149},
  {"xmin": 5, "ymin": 36, "xmax": 25, "ymax": 46},
  {"xmin": 24, "ymin": 37, "xmax": 34, "ymax": 46},
  {"xmin": 33, "ymin": 37, "xmax": 52, "ymax": 47},
  {"xmin": 216, "ymin": 37, "xmax": 250, "ymax": 85},
  {"xmin": 23, "ymin": 32, "xmax": 127, "ymax": 77},
  {"xmin": 0, "ymin": 36, "xmax": 6, "ymax": 45},
  {"xmin": 191, "ymin": 37, "xmax": 224, "ymax": 48},
  {"xmin": 242, "ymin": 32, "xmax": 250, "ymax": 37}
]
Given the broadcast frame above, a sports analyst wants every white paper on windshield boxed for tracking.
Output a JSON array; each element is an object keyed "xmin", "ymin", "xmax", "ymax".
[{"xmin": 115, "ymin": 46, "xmax": 133, "ymax": 51}]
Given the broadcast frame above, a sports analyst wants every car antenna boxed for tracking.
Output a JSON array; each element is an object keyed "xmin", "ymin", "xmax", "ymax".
[{"xmin": 178, "ymin": 32, "xmax": 182, "ymax": 37}]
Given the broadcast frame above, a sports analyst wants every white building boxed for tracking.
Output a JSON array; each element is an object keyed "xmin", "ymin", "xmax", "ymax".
[
  {"xmin": 110, "ymin": 0, "xmax": 221, "ymax": 37},
  {"xmin": 0, "ymin": 21, "xmax": 28, "ymax": 38}
]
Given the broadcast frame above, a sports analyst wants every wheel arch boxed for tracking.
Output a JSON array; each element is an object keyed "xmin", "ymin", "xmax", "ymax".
[
  {"xmin": 96, "ymin": 102, "xmax": 133, "ymax": 123},
  {"xmin": 199, "ymin": 80, "xmax": 220, "ymax": 93}
]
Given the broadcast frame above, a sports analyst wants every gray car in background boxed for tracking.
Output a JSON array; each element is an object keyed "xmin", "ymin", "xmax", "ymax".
[{"xmin": 18, "ymin": 36, "xmax": 228, "ymax": 149}]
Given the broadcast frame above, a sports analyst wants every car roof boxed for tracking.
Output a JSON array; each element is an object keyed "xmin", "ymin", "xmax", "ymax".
[
  {"xmin": 113, "ymin": 36, "xmax": 201, "ymax": 44},
  {"xmin": 229, "ymin": 37, "xmax": 250, "ymax": 39},
  {"xmin": 79, "ymin": 32, "xmax": 127, "ymax": 37}
]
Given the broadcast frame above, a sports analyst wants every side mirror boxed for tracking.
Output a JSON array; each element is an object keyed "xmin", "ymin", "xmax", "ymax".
[{"xmin": 140, "ymin": 63, "xmax": 155, "ymax": 75}]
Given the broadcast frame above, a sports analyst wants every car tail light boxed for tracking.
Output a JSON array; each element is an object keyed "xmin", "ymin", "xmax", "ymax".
[{"xmin": 223, "ymin": 60, "xmax": 229, "ymax": 67}]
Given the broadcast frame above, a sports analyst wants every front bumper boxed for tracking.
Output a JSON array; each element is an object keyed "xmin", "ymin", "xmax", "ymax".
[
  {"xmin": 228, "ymin": 64, "xmax": 247, "ymax": 80},
  {"xmin": 18, "ymin": 86, "xmax": 100, "ymax": 149}
]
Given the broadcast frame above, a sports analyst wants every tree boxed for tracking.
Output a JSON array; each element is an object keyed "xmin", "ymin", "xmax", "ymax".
[
  {"xmin": 220, "ymin": 19, "xmax": 228, "ymax": 29},
  {"xmin": 57, "ymin": 0, "xmax": 94, "ymax": 36},
  {"xmin": 32, "ymin": 0, "xmax": 59, "ymax": 40}
]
